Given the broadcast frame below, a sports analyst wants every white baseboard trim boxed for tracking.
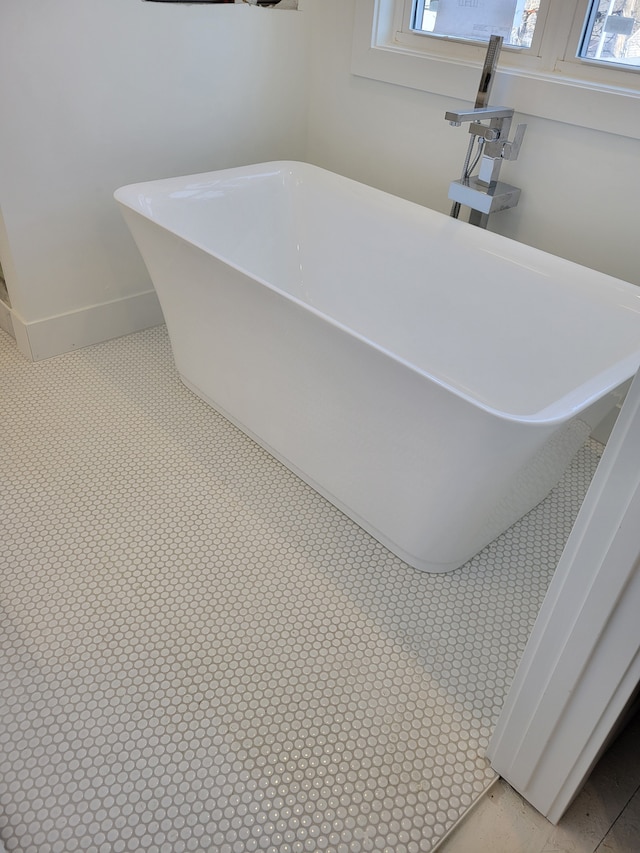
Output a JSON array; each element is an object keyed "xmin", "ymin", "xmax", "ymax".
[
  {"xmin": 0, "ymin": 298, "xmax": 14, "ymax": 339},
  {"xmin": 10, "ymin": 289, "xmax": 164, "ymax": 361}
]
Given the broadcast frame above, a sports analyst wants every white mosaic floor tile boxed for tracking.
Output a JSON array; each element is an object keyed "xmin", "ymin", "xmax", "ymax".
[{"xmin": 0, "ymin": 326, "xmax": 602, "ymax": 853}]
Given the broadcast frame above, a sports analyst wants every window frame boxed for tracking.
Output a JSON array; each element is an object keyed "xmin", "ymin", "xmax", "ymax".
[{"xmin": 351, "ymin": 0, "xmax": 640, "ymax": 140}]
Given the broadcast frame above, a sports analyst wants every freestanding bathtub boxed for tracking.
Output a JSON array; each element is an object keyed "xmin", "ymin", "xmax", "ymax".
[{"xmin": 115, "ymin": 161, "xmax": 640, "ymax": 572}]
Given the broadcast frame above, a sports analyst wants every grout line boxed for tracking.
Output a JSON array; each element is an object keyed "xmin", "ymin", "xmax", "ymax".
[{"xmin": 593, "ymin": 781, "xmax": 640, "ymax": 853}]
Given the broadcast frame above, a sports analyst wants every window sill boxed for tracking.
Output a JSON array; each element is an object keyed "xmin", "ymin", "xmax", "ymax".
[{"xmin": 352, "ymin": 0, "xmax": 640, "ymax": 141}]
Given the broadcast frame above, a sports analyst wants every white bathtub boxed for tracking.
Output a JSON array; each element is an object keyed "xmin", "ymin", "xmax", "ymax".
[{"xmin": 115, "ymin": 161, "xmax": 640, "ymax": 572}]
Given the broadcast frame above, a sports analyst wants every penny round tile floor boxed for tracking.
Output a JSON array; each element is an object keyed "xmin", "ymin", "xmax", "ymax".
[{"xmin": 0, "ymin": 327, "xmax": 601, "ymax": 853}]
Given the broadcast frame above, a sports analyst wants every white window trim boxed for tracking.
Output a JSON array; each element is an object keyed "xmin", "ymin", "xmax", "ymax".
[{"xmin": 352, "ymin": 0, "xmax": 640, "ymax": 140}]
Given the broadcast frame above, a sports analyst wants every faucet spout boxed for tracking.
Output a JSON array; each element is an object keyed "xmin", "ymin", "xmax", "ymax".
[{"xmin": 445, "ymin": 106, "xmax": 514, "ymax": 126}]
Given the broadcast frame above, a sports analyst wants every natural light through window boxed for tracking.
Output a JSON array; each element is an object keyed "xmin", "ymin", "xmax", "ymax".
[
  {"xmin": 409, "ymin": 0, "xmax": 640, "ymax": 68},
  {"xmin": 580, "ymin": 0, "xmax": 640, "ymax": 66},
  {"xmin": 412, "ymin": 0, "xmax": 540, "ymax": 48}
]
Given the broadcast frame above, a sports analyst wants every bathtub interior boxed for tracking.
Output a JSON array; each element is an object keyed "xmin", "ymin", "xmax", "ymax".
[{"xmin": 115, "ymin": 162, "xmax": 640, "ymax": 422}]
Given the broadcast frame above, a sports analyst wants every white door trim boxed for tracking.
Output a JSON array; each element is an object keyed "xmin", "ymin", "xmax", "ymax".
[{"xmin": 487, "ymin": 368, "xmax": 640, "ymax": 824}]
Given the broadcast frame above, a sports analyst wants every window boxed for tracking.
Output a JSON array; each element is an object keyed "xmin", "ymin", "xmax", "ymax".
[
  {"xmin": 408, "ymin": 1, "xmax": 640, "ymax": 68},
  {"xmin": 352, "ymin": 0, "xmax": 640, "ymax": 139},
  {"xmin": 412, "ymin": 1, "xmax": 541, "ymax": 48},
  {"xmin": 580, "ymin": 0, "xmax": 640, "ymax": 65}
]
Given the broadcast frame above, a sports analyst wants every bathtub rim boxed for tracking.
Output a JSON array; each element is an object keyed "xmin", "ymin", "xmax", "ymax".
[{"xmin": 114, "ymin": 161, "xmax": 640, "ymax": 427}]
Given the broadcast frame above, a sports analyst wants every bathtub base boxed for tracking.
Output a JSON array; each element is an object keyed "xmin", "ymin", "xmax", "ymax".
[
  {"xmin": 182, "ymin": 376, "xmax": 465, "ymax": 573},
  {"xmin": 181, "ymin": 375, "xmax": 594, "ymax": 574}
]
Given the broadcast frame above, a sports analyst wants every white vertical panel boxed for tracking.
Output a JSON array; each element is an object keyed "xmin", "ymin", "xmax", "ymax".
[{"xmin": 488, "ymin": 367, "xmax": 640, "ymax": 823}]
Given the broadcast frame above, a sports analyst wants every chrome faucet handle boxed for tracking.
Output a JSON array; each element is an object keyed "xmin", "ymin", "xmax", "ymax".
[
  {"xmin": 501, "ymin": 123, "xmax": 527, "ymax": 161},
  {"xmin": 445, "ymin": 106, "xmax": 514, "ymax": 125},
  {"xmin": 468, "ymin": 122, "xmax": 502, "ymax": 141}
]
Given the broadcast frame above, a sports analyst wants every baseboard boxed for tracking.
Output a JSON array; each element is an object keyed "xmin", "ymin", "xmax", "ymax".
[
  {"xmin": 0, "ymin": 298, "xmax": 14, "ymax": 339},
  {"xmin": 10, "ymin": 290, "xmax": 164, "ymax": 361}
]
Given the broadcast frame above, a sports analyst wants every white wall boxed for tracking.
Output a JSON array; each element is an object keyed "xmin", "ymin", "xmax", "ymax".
[
  {"xmin": 304, "ymin": 0, "xmax": 640, "ymax": 289},
  {"xmin": 0, "ymin": 0, "xmax": 309, "ymax": 358},
  {"xmin": 2, "ymin": 0, "xmax": 638, "ymax": 359}
]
